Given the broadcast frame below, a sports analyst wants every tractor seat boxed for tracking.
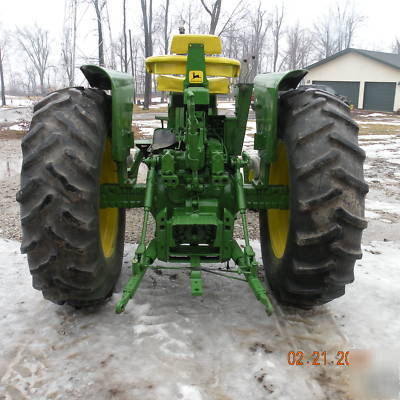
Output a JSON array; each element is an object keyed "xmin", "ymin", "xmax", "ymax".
[
  {"xmin": 145, "ymin": 34, "xmax": 240, "ymax": 94},
  {"xmin": 146, "ymin": 55, "xmax": 240, "ymax": 78}
]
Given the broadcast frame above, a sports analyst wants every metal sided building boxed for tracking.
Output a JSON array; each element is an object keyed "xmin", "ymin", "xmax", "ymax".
[{"xmin": 305, "ymin": 48, "xmax": 400, "ymax": 112}]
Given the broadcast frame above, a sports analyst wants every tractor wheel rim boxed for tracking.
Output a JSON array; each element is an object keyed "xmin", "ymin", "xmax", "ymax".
[
  {"xmin": 99, "ymin": 139, "xmax": 119, "ymax": 258},
  {"xmin": 267, "ymin": 142, "xmax": 290, "ymax": 259}
]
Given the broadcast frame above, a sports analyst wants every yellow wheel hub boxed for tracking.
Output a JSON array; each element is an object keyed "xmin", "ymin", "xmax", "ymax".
[
  {"xmin": 267, "ymin": 142, "xmax": 290, "ymax": 259},
  {"xmin": 99, "ymin": 139, "xmax": 119, "ymax": 258}
]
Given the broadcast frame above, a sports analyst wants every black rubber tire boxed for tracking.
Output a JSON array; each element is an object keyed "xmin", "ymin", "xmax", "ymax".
[
  {"xmin": 260, "ymin": 88, "xmax": 368, "ymax": 307},
  {"xmin": 17, "ymin": 87, "xmax": 125, "ymax": 307}
]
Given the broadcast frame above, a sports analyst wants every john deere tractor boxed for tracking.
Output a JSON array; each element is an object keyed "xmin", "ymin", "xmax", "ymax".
[{"xmin": 17, "ymin": 34, "xmax": 368, "ymax": 314}]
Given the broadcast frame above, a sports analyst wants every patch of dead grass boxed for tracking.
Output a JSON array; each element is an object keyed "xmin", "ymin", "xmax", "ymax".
[
  {"xmin": 357, "ymin": 123, "xmax": 400, "ymax": 135},
  {"xmin": 0, "ymin": 129, "xmax": 27, "ymax": 140}
]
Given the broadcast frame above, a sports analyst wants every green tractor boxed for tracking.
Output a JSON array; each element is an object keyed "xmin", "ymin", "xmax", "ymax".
[{"xmin": 17, "ymin": 34, "xmax": 368, "ymax": 314}]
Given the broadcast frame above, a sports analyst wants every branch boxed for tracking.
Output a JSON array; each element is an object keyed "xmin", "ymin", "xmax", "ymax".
[
  {"xmin": 217, "ymin": 0, "xmax": 242, "ymax": 37},
  {"xmin": 200, "ymin": 0, "xmax": 213, "ymax": 17}
]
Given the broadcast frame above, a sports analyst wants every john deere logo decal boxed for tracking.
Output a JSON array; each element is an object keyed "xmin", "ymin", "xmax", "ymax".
[{"xmin": 189, "ymin": 71, "xmax": 203, "ymax": 83}]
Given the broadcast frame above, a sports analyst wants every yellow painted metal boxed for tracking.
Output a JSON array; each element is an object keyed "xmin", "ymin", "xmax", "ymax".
[
  {"xmin": 145, "ymin": 55, "xmax": 240, "ymax": 78},
  {"xmin": 171, "ymin": 34, "xmax": 222, "ymax": 54},
  {"xmin": 267, "ymin": 142, "xmax": 290, "ymax": 259},
  {"xmin": 156, "ymin": 75, "xmax": 230, "ymax": 94},
  {"xmin": 99, "ymin": 139, "xmax": 119, "ymax": 258}
]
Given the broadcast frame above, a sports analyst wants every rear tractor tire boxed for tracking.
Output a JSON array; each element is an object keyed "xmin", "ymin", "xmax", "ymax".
[
  {"xmin": 17, "ymin": 87, "xmax": 126, "ymax": 307},
  {"xmin": 260, "ymin": 87, "xmax": 368, "ymax": 308}
]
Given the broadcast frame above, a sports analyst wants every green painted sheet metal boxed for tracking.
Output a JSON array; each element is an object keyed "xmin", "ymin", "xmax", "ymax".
[
  {"xmin": 80, "ymin": 65, "xmax": 134, "ymax": 162},
  {"xmin": 100, "ymin": 183, "xmax": 289, "ymax": 211},
  {"xmin": 253, "ymin": 70, "xmax": 307, "ymax": 162},
  {"xmin": 100, "ymin": 183, "xmax": 145, "ymax": 208}
]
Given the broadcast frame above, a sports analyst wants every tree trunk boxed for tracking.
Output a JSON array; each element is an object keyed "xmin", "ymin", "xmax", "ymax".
[
  {"xmin": 272, "ymin": 6, "xmax": 284, "ymax": 72},
  {"xmin": 141, "ymin": 0, "xmax": 153, "ymax": 109},
  {"xmin": 161, "ymin": 0, "xmax": 170, "ymax": 103},
  {"xmin": 39, "ymin": 72, "xmax": 45, "ymax": 95},
  {"xmin": 71, "ymin": 0, "xmax": 77, "ymax": 85},
  {"xmin": 201, "ymin": 0, "xmax": 222, "ymax": 35},
  {"xmin": 104, "ymin": 2, "xmax": 116, "ymax": 69},
  {"xmin": 93, "ymin": 0, "xmax": 105, "ymax": 66},
  {"xmin": 129, "ymin": 29, "xmax": 136, "ymax": 104},
  {"xmin": 123, "ymin": 0, "xmax": 128, "ymax": 72},
  {"xmin": 0, "ymin": 47, "xmax": 6, "ymax": 106},
  {"xmin": 164, "ymin": 0, "xmax": 170, "ymax": 54}
]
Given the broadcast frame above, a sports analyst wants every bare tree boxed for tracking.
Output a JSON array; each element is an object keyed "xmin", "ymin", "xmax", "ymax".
[
  {"xmin": 122, "ymin": 0, "xmax": 128, "ymax": 72},
  {"xmin": 0, "ymin": 38, "xmax": 6, "ymax": 106},
  {"xmin": 216, "ymin": 1, "xmax": 245, "ymax": 37},
  {"xmin": 61, "ymin": 29, "xmax": 73, "ymax": 86},
  {"xmin": 158, "ymin": 0, "xmax": 171, "ymax": 102},
  {"xmin": 90, "ymin": 0, "xmax": 106, "ymax": 66},
  {"xmin": 61, "ymin": 1, "xmax": 77, "ymax": 86},
  {"xmin": 163, "ymin": 0, "xmax": 170, "ymax": 55},
  {"xmin": 113, "ymin": 34, "xmax": 128, "ymax": 71},
  {"xmin": 16, "ymin": 25, "xmax": 50, "ymax": 94},
  {"xmin": 241, "ymin": 2, "xmax": 271, "ymax": 81},
  {"xmin": 392, "ymin": 38, "xmax": 400, "ymax": 55},
  {"xmin": 129, "ymin": 29, "xmax": 138, "ymax": 104},
  {"xmin": 313, "ymin": 15, "xmax": 336, "ymax": 59},
  {"xmin": 141, "ymin": 0, "xmax": 153, "ymax": 109},
  {"xmin": 221, "ymin": 26, "xmax": 241, "ymax": 60},
  {"xmin": 0, "ymin": 48, "xmax": 6, "ymax": 106},
  {"xmin": 334, "ymin": 2, "xmax": 364, "ymax": 51},
  {"xmin": 62, "ymin": 0, "xmax": 77, "ymax": 86},
  {"xmin": 313, "ymin": 2, "xmax": 363, "ymax": 59},
  {"xmin": 200, "ymin": 0, "xmax": 222, "ymax": 35},
  {"xmin": 272, "ymin": 5, "xmax": 284, "ymax": 72},
  {"xmin": 178, "ymin": 3, "xmax": 195, "ymax": 33},
  {"xmin": 285, "ymin": 23, "xmax": 314, "ymax": 69},
  {"xmin": 24, "ymin": 64, "xmax": 38, "ymax": 95},
  {"xmin": 104, "ymin": 1, "xmax": 116, "ymax": 68}
]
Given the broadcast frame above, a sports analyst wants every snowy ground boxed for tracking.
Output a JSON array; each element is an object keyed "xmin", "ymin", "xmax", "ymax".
[
  {"xmin": 0, "ymin": 238, "xmax": 399, "ymax": 400},
  {"xmin": 1, "ymin": 100, "xmax": 400, "ymax": 399},
  {"xmin": 0, "ymin": 96, "xmax": 35, "ymax": 131}
]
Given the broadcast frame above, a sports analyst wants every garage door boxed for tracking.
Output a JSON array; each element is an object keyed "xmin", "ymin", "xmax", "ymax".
[
  {"xmin": 363, "ymin": 82, "xmax": 396, "ymax": 111},
  {"xmin": 313, "ymin": 81, "xmax": 360, "ymax": 106}
]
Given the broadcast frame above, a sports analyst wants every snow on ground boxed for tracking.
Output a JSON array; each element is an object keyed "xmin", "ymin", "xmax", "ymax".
[
  {"xmin": 217, "ymin": 101, "xmax": 235, "ymax": 110},
  {"xmin": 1, "ymin": 96, "xmax": 35, "ymax": 108},
  {"xmin": 6, "ymin": 124, "xmax": 26, "ymax": 132},
  {"xmin": 360, "ymin": 137, "xmax": 400, "ymax": 164},
  {"xmin": 356, "ymin": 120, "xmax": 400, "ymax": 126},
  {"xmin": 0, "ymin": 107, "xmax": 32, "ymax": 125},
  {"xmin": 0, "ymin": 97, "xmax": 35, "ymax": 128},
  {"xmin": 366, "ymin": 199, "xmax": 400, "ymax": 216},
  {"xmin": 1, "ymin": 105, "xmax": 400, "ymax": 399},
  {"xmin": 361, "ymin": 113, "xmax": 387, "ymax": 118},
  {"xmin": 134, "ymin": 119, "xmax": 160, "ymax": 136},
  {"xmin": 0, "ymin": 238, "xmax": 399, "ymax": 400}
]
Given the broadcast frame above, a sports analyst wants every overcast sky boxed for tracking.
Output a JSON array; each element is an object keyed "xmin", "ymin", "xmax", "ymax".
[
  {"xmin": 0, "ymin": 0, "xmax": 399, "ymax": 83},
  {"xmin": 1, "ymin": 0, "xmax": 399, "ymax": 47}
]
